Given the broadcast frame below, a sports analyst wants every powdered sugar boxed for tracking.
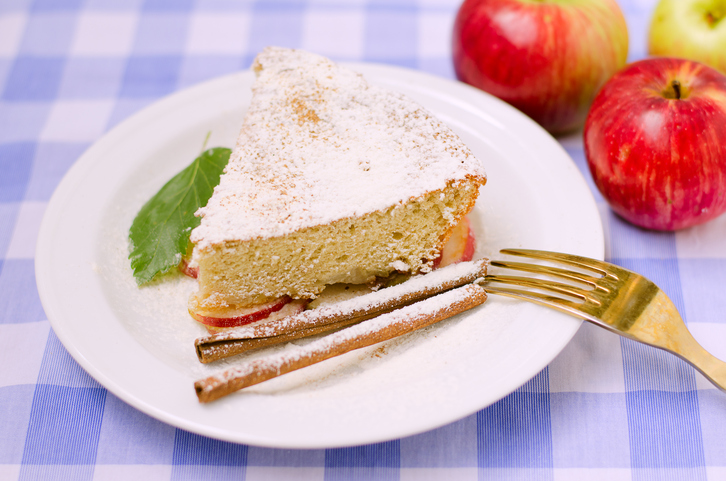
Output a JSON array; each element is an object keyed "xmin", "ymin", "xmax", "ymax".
[{"xmin": 191, "ymin": 47, "xmax": 486, "ymax": 251}]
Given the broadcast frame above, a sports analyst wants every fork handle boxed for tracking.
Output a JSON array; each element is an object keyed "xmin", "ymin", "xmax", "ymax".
[{"xmin": 627, "ymin": 290, "xmax": 726, "ymax": 392}]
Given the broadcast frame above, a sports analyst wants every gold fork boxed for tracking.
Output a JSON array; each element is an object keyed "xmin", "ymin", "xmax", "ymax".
[{"xmin": 481, "ymin": 248, "xmax": 726, "ymax": 392}]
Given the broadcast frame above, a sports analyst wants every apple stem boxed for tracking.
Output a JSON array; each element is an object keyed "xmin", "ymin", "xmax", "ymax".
[
  {"xmin": 673, "ymin": 80, "xmax": 681, "ymax": 99},
  {"xmin": 669, "ymin": 80, "xmax": 682, "ymax": 100}
]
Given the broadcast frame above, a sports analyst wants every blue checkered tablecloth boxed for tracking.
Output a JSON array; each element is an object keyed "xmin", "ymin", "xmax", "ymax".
[{"xmin": 3, "ymin": 0, "xmax": 726, "ymax": 479}]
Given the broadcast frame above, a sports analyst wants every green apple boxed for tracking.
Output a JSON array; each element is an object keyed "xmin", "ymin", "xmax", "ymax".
[{"xmin": 649, "ymin": 0, "xmax": 726, "ymax": 74}]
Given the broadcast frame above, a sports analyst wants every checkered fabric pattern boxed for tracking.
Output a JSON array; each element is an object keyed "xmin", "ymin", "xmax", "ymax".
[{"xmin": 2, "ymin": 0, "xmax": 726, "ymax": 479}]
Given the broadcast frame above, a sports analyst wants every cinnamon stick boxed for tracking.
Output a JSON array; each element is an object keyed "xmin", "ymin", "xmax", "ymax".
[
  {"xmin": 194, "ymin": 283, "xmax": 487, "ymax": 403},
  {"xmin": 194, "ymin": 259, "xmax": 488, "ymax": 363}
]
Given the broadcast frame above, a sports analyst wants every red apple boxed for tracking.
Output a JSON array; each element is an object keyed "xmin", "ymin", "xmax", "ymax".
[
  {"xmin": 584, "ymin": 58, "xmax": 726, "ymax": 231},
  {"xmin": 453, "ymin": 0, "xmax": 628, "ymax": 134},
  {"xmin": 434, "ymin": 216, "xmax": 476, "ymax": 269}
]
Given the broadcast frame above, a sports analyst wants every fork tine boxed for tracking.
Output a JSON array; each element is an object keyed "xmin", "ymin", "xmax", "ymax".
[
  {"xmin": 483, "ymin": 285, "xmax": 587, "ymax": 318},
  {"xmin": 499, "ymin": 248, "xmax": 611, "ymax": 276},
  {"xmin": 484, "ymin": 274, "xmax": 595, "ymax": 302},
  {"xmin": 489, "ymin": 260, "xmax": 600, "ymax": 287},
  {"xmin": 486, "ymin": 285, "xmax": 624, "ymax": 337}
]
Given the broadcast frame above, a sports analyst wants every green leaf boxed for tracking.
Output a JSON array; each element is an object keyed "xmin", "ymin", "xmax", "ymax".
[{"xmin": 128, "ymin": 147, "xmax": 231, "ymax": 285}]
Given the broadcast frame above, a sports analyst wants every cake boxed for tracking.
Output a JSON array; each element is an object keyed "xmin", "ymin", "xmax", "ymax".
[{"xmin": 188, "ymin": 47, "xmax": 486, "ymax": 316}]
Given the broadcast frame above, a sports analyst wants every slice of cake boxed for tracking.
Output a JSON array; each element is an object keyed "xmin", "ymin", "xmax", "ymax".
[{"xmin": 189, "ymin": 47, "xmax": 486, "ymax": 315}]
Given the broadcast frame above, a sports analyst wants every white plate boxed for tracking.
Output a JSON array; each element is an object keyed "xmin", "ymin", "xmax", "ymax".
[{"xmin": 35, "ymin": 63, "xmax": 603, "ymax": 449}]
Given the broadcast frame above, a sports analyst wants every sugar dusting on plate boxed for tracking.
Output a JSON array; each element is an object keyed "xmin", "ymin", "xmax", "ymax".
[{"xmin": 96, "ymin": 182, "xmax": 503, "ymax": 406}]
